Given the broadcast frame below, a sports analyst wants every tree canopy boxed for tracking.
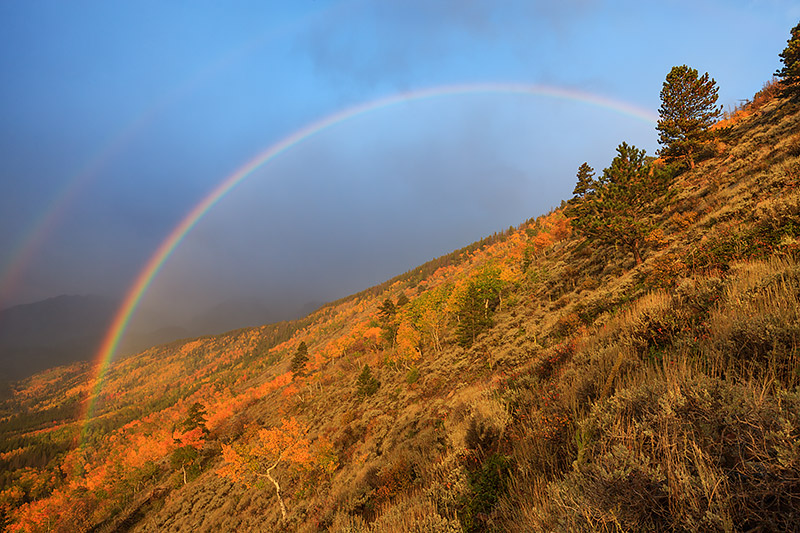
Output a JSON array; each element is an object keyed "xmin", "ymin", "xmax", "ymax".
[
  {"xmin": 572, "ymin": 162, "xmax": 596, "ymax": 198},
  {"xmin": 657, "ymin": 65, "xmax": 721, "ymax": 169},
  {"xmin": 777, "ymin": 21, "xmax": 800, "ymax": 96},
  {"xmin": 181, "ymin": 402, "xmax": 208, "ymax": 435},
  {"xmin": 356, "ymin": 364, "xmax": 380, "ymax": 398},
  {"xmin": 568, "ymin": 143, "xmax": 672, "ymax": 265},
  {"xmin": 291, "ymin": 341, "xmax": 309, "ymax": 376}
]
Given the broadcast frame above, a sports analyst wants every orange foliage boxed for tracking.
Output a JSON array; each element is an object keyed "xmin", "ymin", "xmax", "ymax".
[
  {"xmin": 218, "ymin": 417, "xmax": 314, "ymax": 486},
  {"xmin": 533, "ymin": 231, "xmax": 554, "ymax": 252},
  {"xmin": 282, "ymin": 385, "xmax": 299, "ymax": 398},
  {"xmin": 257, "ymin": 417, "xmax": 313, "ymax": 465},
  {"xmin": 267, "ymin": 372, "xmax": 293, "ymax": 391},
  {"xmin": 179, "ymin": 339, "xmax": 205, "ymax": 356},
  {"xmin": 362, "ymin": 326, "xmax": 383, "ymax": 348},
  {"xmin": 175, "ymin": 426, "xmax": 206, "ymax": 450}
]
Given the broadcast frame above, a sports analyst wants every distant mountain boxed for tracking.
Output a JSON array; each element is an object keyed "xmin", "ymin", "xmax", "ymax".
[
  {"xmin": 0, "ymin": 295, "xmax": 314, "ymax": 382},
  {"xmin": 0, "ymin": 294, "xmax": 117, "ymax": 382}
]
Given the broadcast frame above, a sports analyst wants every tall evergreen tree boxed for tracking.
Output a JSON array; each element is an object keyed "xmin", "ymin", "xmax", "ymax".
[
  {"xmin": 356, "ymin": 364, "xmax": 380, "ymax": 398},
  {"xmin": 776, "ymin": 21, "xmax": 800, "ymax": 97},
  {"xmin": 291, "ymin": 341, "xmax": 309, "ymax": 376},
  {"xmin": 455, "ymin": 268, "xmax": 503, "ymax": 347},
  {"xmin": 571, "ymin": 162, "xmax": 597, "ymax": 199},
  {"xmin": 657, "ymin": 65, "xmax": 722, "ymax": 169},
  {"xmin": 378, "ymin": 298, "xmax": 397, "ymax": 322},
  {"xmin": 378, "ymin": 297, "xmax": 398, "ymax": 346},
  {"xmin": 570, "ymin": 143, "xmax": 672, "ymax": 265},
  {"xmin": 181, "ymin": 402, "xmax": 209, "ymax": 435},
  {"xmin": 396, "ymin": 292, "xmax": 410, "ymax": 308}
]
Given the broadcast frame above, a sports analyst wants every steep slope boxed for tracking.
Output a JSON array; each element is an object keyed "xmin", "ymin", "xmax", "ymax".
[{"xmin": 1, "ymin": 83, "xmax": 799, "ymax": 532}]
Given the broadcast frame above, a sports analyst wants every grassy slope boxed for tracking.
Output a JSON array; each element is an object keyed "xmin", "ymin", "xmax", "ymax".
[{"xmin": 1, "ymin": 86, "xmax": 799, "ymax": 532}]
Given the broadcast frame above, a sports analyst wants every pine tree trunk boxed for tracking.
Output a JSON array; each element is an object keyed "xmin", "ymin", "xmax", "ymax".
[{"xmin": 633, "ymin": 245, "xmax": 642, "ymax": 265}]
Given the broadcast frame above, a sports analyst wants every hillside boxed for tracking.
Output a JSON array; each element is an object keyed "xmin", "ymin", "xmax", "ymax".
[{"xmin": 1, "ymin": 82, "xmax": 799, "ymax": 532}]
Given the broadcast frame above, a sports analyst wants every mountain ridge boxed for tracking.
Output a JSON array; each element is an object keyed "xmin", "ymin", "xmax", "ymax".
[{"xmin": 1, "ymin": 80, "xmax": 799, "ymax": 531}]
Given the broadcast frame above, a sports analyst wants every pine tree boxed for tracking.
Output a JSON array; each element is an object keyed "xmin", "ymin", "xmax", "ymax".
[
  {"xmin": 291, "ymin": 341, "xmax": 309, "ymax": 376},
  {"xmin": 396, "ymin": 292, "xmax": 410, "ymax": 308},
  {"xmin": 776, "ymin": 21, "xmax": 800, "ymax": 97},
  {"xmin": 571, "ymin": 162, "xmax": 597, "ymax": 199},
  {"xmin": 378, "ymin": 298, "xmax": 397, "ymax": 322},
  {"xmin": 570, "ymin": 143, "xmax": 672, "ymax": 265},
  {"xmin": 657, "ymin": 65, "xmax": 721, "ymax": 169},
  {"xmin": 182, "ymin": 402, "xmax": 208, "ymax": 435},
  {"xmin": 356, "ymin": 364, "xmax": 380, "ymax": 398},
  {"xmin": 378, "ymin": 297, "xmax": 398, "ymax": 346},
  {"xmin": 455, "ymin": 268, "xmax": 503, "ymax": 347}
]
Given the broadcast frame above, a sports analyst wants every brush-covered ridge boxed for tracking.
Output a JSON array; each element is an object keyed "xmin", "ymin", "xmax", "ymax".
[{"xmin": 1, "ymin": 82, "xmax": 800, "ymax": 532}]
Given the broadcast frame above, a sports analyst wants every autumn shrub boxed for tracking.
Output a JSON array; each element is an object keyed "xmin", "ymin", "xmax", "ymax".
[
  {"xmin": 420, "ymin": 451, "xmax": 470, "ymax": 522},
  {"xmin": 533, "ymin": 338, "xmax": 578, "ymax": 382},
  {"xmin": 613, "ymin": 291, "xmax": 679, "ymax": 362},
  {"xmin": 374, "ymin": 456, "xmax": 418, "ymax": 504},
  {"xmin": 459, "ymin": 453, "xmax": 511, "ymax": 533},
  {"xmin": 685, "ymin": 226, "xmax": 743, "ymax": 273},
  {"xmin": 669, "ymin": 209, "xmax": 697, "ymax": 229},
  {"xmin": 752, "ymin": 194, "xmax": 800, "ymax": 245},
  {"xmin": 577, "ymin": 275, "xmax": 600, "ymax": 292},
  {"xmin": 463, "ymin": 417, "xmax": 499, "ymax": 460},
  {"xmin": 501, "ymin": 373, "xmax": 578, "ymax": 481},
  {"xmin": 674, "ymin": 275, "xmax": 723, "ymax": 320},
  {"xmin": 543, "ymin": 373, "xmax": 800, "ymax": 532},
  {"xmin": 639, "ymin": 252, "xmax": 688, "ymax": 289},
  {"xmin": 367, "ymin": 494, "xmax": 461, "ymax": 533},
  {"xmin": 703, "ymin": 258, "xmax": 800, "ymax": 384},
  {"xmin": 344, "ymin": 468, "xmax": 381, "ymax": 522},
  {"xmin": 573, "ymin": 294, "xmax": 614, "ymax": 326},
  {"xmin": 688, "ymin": 213, "xmax": 800, "ymax": 274},
  {"xmin": 553, "ymin": 312, "xmax": 582, "ymax": 338}
]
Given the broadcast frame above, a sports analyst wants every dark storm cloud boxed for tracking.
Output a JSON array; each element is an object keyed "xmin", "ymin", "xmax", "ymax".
[{"xmin": 299, "ymin": 0, "xmax": 599, "ymax": 91}]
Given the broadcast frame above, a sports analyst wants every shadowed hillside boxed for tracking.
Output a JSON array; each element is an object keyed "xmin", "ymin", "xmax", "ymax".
[{"xmin": 1, "ymin": 77, "xmax": 799, "ymax": 532}]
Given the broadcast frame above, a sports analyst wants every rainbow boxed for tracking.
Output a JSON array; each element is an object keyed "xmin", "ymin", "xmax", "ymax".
[
  {"xmin": 81, "ymin": 82, "xmax": 657, "ymax": 434},
  {"xmin": 0, "ymin": 122, "xmax": 146, "ymax": 311},
  {"xmin": 0, "ymin": 4, "xmax": 335, "ymax": 312}
]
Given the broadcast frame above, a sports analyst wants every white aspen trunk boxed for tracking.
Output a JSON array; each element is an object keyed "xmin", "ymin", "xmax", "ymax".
[{"xmin": 266, "ymin": 464, "xmax": 287, "ymax": 520}]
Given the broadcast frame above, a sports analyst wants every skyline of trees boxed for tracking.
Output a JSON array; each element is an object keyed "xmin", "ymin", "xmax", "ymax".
[{"xmin": 777, "ymin": 21, "xmax": 800, "ymax": 96}]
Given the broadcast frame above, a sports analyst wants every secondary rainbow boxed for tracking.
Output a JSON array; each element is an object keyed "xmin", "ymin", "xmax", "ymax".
[
  {"xmin": 81, "ymin": 82, "xmax": 657, "ymax": 432},
  {"xmin": 0, "ymin": 5, "xmax": 332, "ymax": 311}
]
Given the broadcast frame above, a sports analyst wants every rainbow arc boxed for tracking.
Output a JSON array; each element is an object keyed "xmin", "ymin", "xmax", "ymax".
[{"xmin": 80, "ymin": 82, "xmax": 657, "ymax": 439}]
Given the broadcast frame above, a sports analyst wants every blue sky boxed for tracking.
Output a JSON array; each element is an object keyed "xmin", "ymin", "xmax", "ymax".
[{"xmin": 0, "ymin": 0, "xmax": 797, "ymax": 336}]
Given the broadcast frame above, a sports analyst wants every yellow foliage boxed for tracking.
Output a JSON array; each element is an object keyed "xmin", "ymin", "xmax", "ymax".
[
  {"xmin": 179, "ymin": 340, "xmax": 204, "ymax": 355},
  {"xmin": 395, "ymin": 320, "xmax": 421, "ymax": 363}
]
